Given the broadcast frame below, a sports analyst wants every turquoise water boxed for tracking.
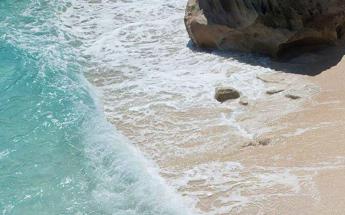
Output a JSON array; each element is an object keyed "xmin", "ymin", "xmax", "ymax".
[{"xmin": 0, "ymin": 1, "xmax": 189, "ymax": 214}]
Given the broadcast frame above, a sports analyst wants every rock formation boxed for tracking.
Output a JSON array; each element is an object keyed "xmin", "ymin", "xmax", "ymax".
[{"xmin": 184, "ymin": 0, "xmax": 345, "ymax": 56}]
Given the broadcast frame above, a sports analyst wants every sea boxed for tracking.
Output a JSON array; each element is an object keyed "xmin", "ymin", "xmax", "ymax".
[{"xmin": 0, "ymin": 0, "xmax": 193, "ymax": 214}]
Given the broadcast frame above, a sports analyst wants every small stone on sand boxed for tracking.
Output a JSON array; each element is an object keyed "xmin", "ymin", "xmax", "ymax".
[{"xmin": 215, "ymin": 87, "xmax": 240, "ymax": 103}]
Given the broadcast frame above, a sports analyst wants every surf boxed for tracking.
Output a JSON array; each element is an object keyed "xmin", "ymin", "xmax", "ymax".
[{"xmin": 0, "ymin": 1, "xmax": 190, "ymax": 214}]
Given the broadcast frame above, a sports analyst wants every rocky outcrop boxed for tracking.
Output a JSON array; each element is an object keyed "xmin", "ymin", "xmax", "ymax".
[{"xmin": 185, "ymin": 0, "xmax": 345, "ymax": 56}]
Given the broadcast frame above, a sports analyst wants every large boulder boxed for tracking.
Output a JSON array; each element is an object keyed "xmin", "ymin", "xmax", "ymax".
[{"xmin": 184, "ymin": 0, "xmax": 345, "ymax": 56}]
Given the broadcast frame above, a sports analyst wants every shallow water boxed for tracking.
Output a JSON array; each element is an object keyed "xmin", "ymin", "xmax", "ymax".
[{"xmin": 0, "ymin": 1, "xmax": 190, "ymax": 214}]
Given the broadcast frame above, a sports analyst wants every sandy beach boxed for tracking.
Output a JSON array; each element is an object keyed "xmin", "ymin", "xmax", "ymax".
[
  {"xmin": 95, "ymin": 45, "xmax": 345, "ymax": 214},
  {"xmin": 225, "ymin": 45, "xmax": 345, "ymax": 214},
  {"xmin": 69, "ymin": 0, "xmax": 345, "ymax": 213},
  {"xmin": 5, "ymin": 1, "xmax": 345, "ymax": 214},
  {"xmin": 83, "ymin": 0, "xmax": 345, "ymax": 213},
  {"xmin": 89, "ymin": 43, "xmax": 345, "ymax": 214},
  {"xmin": 142, "ymin": 45, "xmax": 345, "ymax": 214}
]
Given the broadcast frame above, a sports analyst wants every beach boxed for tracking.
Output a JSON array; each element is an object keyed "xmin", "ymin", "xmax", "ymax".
[
  {"xmin": 230, "ymin": 47, "xmax": 345, "ymax": 214},
  {"xmin": 73, "ymin": 0, "xmax": 345, "ymax": 213},
  {"xmin": 2, "ymin": 0, "xmax": 345, "ymax": 214},
  {"xmin": 178, "ymin": 45, "xmax": 345, "ymax": 214},
  {"xmin": 95, "ymin": 40, "xmax": 345, "ymax": 214}
]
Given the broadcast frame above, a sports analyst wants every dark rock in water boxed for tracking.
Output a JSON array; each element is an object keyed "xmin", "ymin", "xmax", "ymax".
[
  {"xmin": 215, "ymin": 87, "xmax": 240, "ymax": 102},
  {"xmin": 185, "ymin": 0, "xmax": 345, "ymax": 56},
  {"xmin": 285, "ymin": 94, "xmax": 302, "ymax": 100}
]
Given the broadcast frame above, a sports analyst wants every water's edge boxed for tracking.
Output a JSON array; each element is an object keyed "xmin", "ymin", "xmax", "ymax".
[{"xmin": 0, "ymin": 1, "xmax": 191, "ymax": 214}]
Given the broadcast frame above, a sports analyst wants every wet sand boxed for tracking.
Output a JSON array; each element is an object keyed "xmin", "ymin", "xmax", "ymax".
[
  {"xmin": 95, "ymin": 51, "xmax": 345, "ymax": 214},
  {"xmin": 90, "ymin": 38, "xmax": 345, "ymax": 213},
  {"xmin": 156, "ymin": 45, "xmax": 345, "ymax": 214},
  {"xmin": 228, "ymin": 50, "xmax": 345, "ymax": 214},
  {"xmin": 61, "ymin": 0, "xmax": 345, "ymax": 212}
]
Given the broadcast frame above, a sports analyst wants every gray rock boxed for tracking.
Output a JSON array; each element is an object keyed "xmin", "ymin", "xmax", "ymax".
[
  {"xmin": 215, "ymin": 87, "xmax": 240, "ymax": 103},
  {"xmin": 285, "ymin": 94, "xmax": 302, "ymax": 100}
]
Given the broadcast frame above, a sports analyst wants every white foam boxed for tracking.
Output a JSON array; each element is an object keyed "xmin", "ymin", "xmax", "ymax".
[
  {"xmin": 165, "ymin": 157, "xmax": 345, "ymax": 214},
  {"xmin": 56, "ymin": 0, "xmax": 322, "ymax": 214},
  {"xmin": 282, "ymin": 121, "xmax": 338, "ymax": 137},
  {"xmin": 58, "ymin": 0, "xmax": 279, "ymax": 163}
]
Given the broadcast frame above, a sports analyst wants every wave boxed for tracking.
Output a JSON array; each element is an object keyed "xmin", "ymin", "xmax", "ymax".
[{"xmin": 0, "ymin": 0, "xmax": 191, "ymax": 214}]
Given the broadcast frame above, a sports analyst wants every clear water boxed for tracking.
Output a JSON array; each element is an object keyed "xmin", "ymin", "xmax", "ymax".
[{"xmin": 0, "ymin": 1, "xmax": 190, "ymax": 214}]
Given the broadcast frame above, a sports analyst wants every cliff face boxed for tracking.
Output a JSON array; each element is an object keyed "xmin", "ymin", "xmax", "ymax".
[{"xmin": 185, "ymin": 0, "xmax": 345, "ymax": 56}]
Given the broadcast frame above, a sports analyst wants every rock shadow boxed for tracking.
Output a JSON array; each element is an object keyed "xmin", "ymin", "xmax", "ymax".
[{"xmin": 187, "ymin": 40, "xmax": 345, "ymax": 76}]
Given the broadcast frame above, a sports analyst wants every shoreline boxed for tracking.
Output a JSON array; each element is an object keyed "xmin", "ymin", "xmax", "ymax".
[
  {"xmin": 84, "ymin": 9, "xmax": 345, "ymax": 211},
  {"xmin": 91, "ymin": 43, "xmax": 345, "ymax": 214},
  {"xmin": 95, "ymin": 57, "xmax": 323, "ymax": 214},
  {"xmin": 92, "ymin": 47, "xmax": 342, "ymax": 214},
  {"xmin": 54, "ymin": 0, "xmax": 345, "ymax": 213},
  {"xmin": 139, "ymin": 46, "xmax": 345, "ymax": 214}
]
